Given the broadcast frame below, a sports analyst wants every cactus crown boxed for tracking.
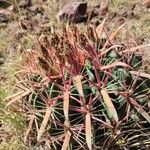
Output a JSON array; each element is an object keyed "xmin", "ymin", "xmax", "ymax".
[{"xmin": 8, "ymin": 21, "xmax": 150, "ymax": 149}]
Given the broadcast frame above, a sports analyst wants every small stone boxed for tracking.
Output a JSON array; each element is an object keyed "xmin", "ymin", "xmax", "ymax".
[
  {"xmin": 0, "ymin": 13, "xmax": 9, "ymax": 23},
  {"xmin": 0, "ymin": 57, "xmax": 5, "ymax": 65},
  {"xmin": 57, "ymin": 1, "xmax": 87, "ymax": 23},
  {"xmin": 144, "ymin": 0, "xmax": 150, "ymax": 8}
]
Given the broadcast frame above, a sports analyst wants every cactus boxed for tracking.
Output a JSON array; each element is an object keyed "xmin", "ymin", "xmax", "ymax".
[{"xmin": 7, "ymin": 21, "xmax": 150, "ymax": 149}]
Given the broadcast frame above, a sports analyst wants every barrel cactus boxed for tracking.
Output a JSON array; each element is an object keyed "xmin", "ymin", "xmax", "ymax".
[{"xmin": 7, "ymin": 20, "xmax": 150, "ymax": 149}]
